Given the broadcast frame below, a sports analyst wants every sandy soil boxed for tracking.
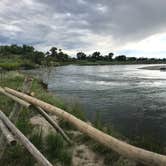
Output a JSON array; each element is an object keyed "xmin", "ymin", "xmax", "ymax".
[
  {"xmin": 30, "ymin": 114, "xmax": 59, "ymax": 136},
  {"xmin": 72, "ymin": 144, "xmax": 105, "ymax": 166},
  {"xmin": 30, "ymin": 115, "xmax": 106, "ymax": 166},
  {"xmin": 139, "ymin": 65, "xmax": 166, "ymax": 70}
]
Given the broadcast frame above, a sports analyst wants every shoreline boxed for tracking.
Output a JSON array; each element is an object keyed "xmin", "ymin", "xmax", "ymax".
[{"xmin": 139, "ymin": 64, "xmax": 166, "ymax": 70}]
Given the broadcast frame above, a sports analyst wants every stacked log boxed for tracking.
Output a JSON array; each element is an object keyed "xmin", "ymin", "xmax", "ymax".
[{"xmin": 5, "ymin": 87, "xmax": 166, "ymax": 166}]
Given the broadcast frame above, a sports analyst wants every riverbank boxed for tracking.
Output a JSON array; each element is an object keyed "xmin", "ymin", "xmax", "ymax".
[
  {"xmin": 0, "ymin": 71, "xmax": 73, "ymax": 165},
  {"xmin": 73, "ymin": 60, "xmax": 166, "ymax": 66},
  {"xmin": 1, "ymin": 57, "xmax": 166, "ymax": 71},
  {"xmin": 0, "ymin": 71, "xmax": 139, "ymax": 166},
  {"xmin": 139, "ymin": 65, "xmax": 166, "ymax": 70},
  {"xmin": 37, "ymin": 64, "xmax": 166, "ymax": 154}
]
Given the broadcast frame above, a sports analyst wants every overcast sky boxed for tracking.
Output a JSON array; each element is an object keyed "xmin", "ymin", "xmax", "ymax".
[{"xmin": 1, "ymin": 0, "xmax": 166, "ymax": 58}]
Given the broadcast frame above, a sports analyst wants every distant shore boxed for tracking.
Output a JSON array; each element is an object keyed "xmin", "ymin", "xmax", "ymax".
[{"xmin": 139, "ymin": 65, "xmax": 166, "ymax": 70}]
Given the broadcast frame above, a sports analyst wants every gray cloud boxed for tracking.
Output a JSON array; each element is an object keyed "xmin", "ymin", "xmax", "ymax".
[{"xmin": 0, "ymin": 0, "xmax": 166, "ymax": 54}]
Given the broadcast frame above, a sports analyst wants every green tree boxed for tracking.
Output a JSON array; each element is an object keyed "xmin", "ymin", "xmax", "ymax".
[
  {"xmin": 127, "ymin": 57, "xmax": 137, "ymax": 61},
  {"xmin": 108, "ymin": 52, "xmax": 114, "ymax": 61},
  {"xmin": 91, "ymin": 51, "xmax": 101, "ymax": 60},
  {"xmin": 76, "ymin": 52, "xmax": 87, "ymax": 60},
  {"xmin": 50, "ymin": 47, "xmax": 58, "ymax": 58},
  {"xmin": 10, "ymin": 44, "xmax": 22, "ymax": 54},
  {"xmin": 57, "ymin": 51, "xmax": 69, "ymax": 62},
  {"xmin": 115, "ymin": 55, "xmax": 126, "ymax": 61},
  {"xmin": 33, "ymin": 51, "xmax": 45, "ymax": 64},
  {"xmin": 22, "ymin": 45, "xmax": 34, "ymax": 54}
]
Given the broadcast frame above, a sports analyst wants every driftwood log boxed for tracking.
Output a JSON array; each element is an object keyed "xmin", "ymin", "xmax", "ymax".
[
  {"xmin": 0, "ymin": 86, "xmax": 72, "ymax": 144},
  {"xmin": 5, "ymin": 87, "xmax": 166, "ymax": 166},
  {"xmin": 34, "ymin": 106, "xmax": 72, "ymax": 144},
  {"xmin": 9, "ymin": 76, "xmax": 33, "ymax": 122},
  {"xmin": 0, "ymin": 77, "xmax": 33, "ymax": 159},
  {"xmin": 0, "ymin": 87, "xmax": 30, "ymax": 108},
  {"xmin": 0, "ymin": 110, "xmax": 53, "ymax": 166},
  {"xmin": 0, "ymin": 119, "xmax": 16, "ymax": 146}
]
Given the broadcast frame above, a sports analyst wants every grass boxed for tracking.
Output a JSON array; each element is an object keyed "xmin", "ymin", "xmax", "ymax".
[
  {"xmin": 16, "ymin": 108, "xmax": 34, "ymax": 135},
  {"xmin": 45, "ymin": 133, "xmax": 64, "ymax": 160},
  {"xmin": 0, "ymin": 57, "xmax": 36, "ymax": 70},
  {"xmin": 45, "ymin": 133, "xmax": 72, "ymax": 165},
  {"xmin": 30, "ymin": 127, "xmax": 43, "ymax": 151},
  {"xmin": 0, "ymin": 72, "xmax": 24, "ymax": 115},
  {"xmin": 0, "ymin": 70, "xmax": 164, "ymax": 166},
  {"xmin": 1, "ymin": 145, "xmax": 35, "ymax": 166},
  {"xmin": 0, "ymin": 71, "xmax": 80, "ymax": 165}
]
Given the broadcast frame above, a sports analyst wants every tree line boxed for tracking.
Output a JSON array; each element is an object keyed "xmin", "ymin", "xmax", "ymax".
[
  {"xmin": 0, "ymin": 44, "xmax": 166, "ymax": 68},
  {"xmin": 0, "ymin": 45, "xmax": 70, "ymax": 65},
  {"xmin": 76, "ymin": 51, "xmax": 166, "ymax": 63}
]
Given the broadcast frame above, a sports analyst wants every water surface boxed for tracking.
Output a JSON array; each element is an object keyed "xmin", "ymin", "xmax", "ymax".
[{"xmin": 35, "ymin": 65, "xmax": 166, "ymax": 143}]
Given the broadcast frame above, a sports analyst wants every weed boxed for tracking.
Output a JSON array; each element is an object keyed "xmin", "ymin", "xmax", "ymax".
[
  {"xmin": 30, "ymin": 127, "xmax": 43, "ymax": 152},
  {"xmin": 45, "ymin": 133, "xmax": 72, "ymax": 165}
]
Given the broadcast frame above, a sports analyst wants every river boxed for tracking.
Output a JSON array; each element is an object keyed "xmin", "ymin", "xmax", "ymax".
[{"xmin": 29, "ymin": 64, "xmax": 166, "ymax": 145}]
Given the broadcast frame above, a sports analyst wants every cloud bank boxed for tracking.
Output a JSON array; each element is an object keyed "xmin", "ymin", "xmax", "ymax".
[{"xmin": 0, "ymin": 0, "xmax": 166, "ymax": 57}]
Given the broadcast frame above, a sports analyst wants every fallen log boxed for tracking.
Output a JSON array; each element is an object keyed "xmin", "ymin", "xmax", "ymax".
[
  {"xmin": 5, "ymin": 87, "xmax": 166, "ymax": 166},
  {"xmin": 0, "ymin": 77, "xmax": 33, "ymax": 159},
  {"xmin": 34, "ymin": 106, "xmax": 72, "ymax": 144},
  {"xmin": 0, "ymin": 86, "xmax": 72, "ymax": 144},
  {"xmin": 0, "ymin": 119, "xmax": 16, "ymax": 146},
  {"xmin": 0, "ymin": 87, "xmax": 30, "ymax": 108},
  {"xmin": 9, "ymin": 76, "xmax": 33, "ymax": 122},
  {"xmin": 0, "ymin": 110, "xmax": 53, "ymax": 166}
]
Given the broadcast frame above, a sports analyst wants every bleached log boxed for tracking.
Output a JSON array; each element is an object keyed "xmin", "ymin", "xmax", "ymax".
[
  {"xmin": 9, "ymin": 76, "xmax": 33, "ymax": 122},
  {"xmin": 0, "ymin": 87, "xmax": 30, "ymax": 108},
  {"xmin": 0, "ymin": 86, "xmax": 72, "ymax": 144},
  {"xmin": 5, "ymin": 87, "xmax": 166, "ymax": 166},
  {"xmin": 0, "ymin": 110, "xmax": 53, "ymax": 166},
  {"xmin": 35, "ymin": 106, "xmax": 72, "ymax": 144},
  {"xmin": 0, "ymin": 119, "xmax": 16, "ymax": 146},
  {"xmin": 0, "ymin": 77, "xmax": 33, "ymax": 159}
]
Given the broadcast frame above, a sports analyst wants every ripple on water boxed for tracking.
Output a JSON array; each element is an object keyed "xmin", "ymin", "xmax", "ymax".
[{"xmin": 29, "ymin": 65, "xmax": 166, "ymax": 144}]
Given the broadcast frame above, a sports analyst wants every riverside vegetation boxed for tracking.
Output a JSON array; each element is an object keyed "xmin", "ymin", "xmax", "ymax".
[
  {"xmin": 0, "ymin": 71, "xmax": 166, "ymax": 166},
  {"xmin": 1, "ymin": 44, "xmax": 166, "ymax": 71},
  {"xmin": 0, "ymin": 71, "xmax": 135, "ymax": 166},
  {"xmin": 0, "ymin": 45, "xmax": 166, "ymax": 165}
]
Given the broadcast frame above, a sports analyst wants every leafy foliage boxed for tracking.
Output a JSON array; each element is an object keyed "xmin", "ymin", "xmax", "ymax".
[{"xmin": 1, "ymin": 44, "xmax": 166, "ymax": 70}]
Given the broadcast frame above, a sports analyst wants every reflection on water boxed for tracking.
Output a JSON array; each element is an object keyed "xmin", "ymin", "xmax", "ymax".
[{"xmin": 32, "ymin": 65, "xmax": 166, "ymax": 144}]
